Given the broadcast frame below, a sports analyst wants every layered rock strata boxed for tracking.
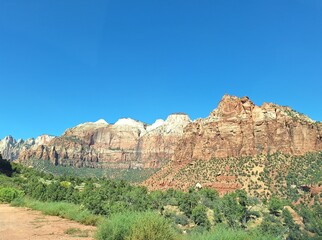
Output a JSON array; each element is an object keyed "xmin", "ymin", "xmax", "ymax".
[
  {"xmin": 173, "ymin": 95, "xmax": 322, "ymax": 163},
  {"xmin": 2, "ymin": 95, "xmax": 321, "ymax": 176},
  {"xmin": 16, "ymin": 114, "xmax": 191, "ymax": 168},
  {"xmin": 143, "ymin": 95, "xmax": 322, "ymax": 190}
]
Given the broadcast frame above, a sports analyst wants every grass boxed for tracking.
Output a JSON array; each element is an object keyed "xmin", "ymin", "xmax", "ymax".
[
  {"xmin": 11, "ymin": 197, "xmax": 103, "ymax": 226},
  {"xmin": 184, "ymin": 224, "xmax": 278, "ymax": 240},
  {"xmin": 64, "ymin": 227, "xmax": 90, "ymax": 237},
  {"xmin": 96, "ymin": 211, "xmax": 178, "ymax": 240},
  {"xmin": 0, "ymin": 174, "xmax": 20, "ymax": 188}
]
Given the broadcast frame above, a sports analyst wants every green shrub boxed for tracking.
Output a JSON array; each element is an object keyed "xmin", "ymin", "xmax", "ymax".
[
  {"xmin": 191, "ymin": 205, "xmax": 210, "ymax": 229},
  {"xmin": 174, "ymin": 214, "xmax": 189, "ymax": 226},
  {"xmin": 96, "ymin": 211, "xmax": 178, "ymax": 240},
  {"xmin": 186, "ymin": 223, "xmax": 277, "ymax": 240},
  {"xmin": 259, "ymin": 214, "xmax": 286, "ymax": 237},
  {"xmin": 0, "ymin": 187, "xmax": 24, "ymax": 203},
  {"xmin": 128, "ymin": 212, "xmax": 177, "ymax": 240},
  {"xmin": 96, "ymin": 211, "xmax": 141, "ymax": 240},
  {"xmin": 268, "ymin": 197, "xmax": 283, "ymax": 215}
]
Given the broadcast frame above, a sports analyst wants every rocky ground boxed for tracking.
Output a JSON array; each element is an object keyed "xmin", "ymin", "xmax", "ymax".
[{"xmin": 0, "ymin": 204, "xmax": 96, "ymax": 240}]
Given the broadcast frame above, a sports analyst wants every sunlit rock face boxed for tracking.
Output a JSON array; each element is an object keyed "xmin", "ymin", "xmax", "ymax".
[
  {"xmin": 144, "ymin": 95, "xmax": 322, "ymax": 191},
  {"xmin": 173, "ymin": 95, "xmax": 322, "ymax": 163},
  {"xmin": 5, "ymin": 95, "xmax": 322, "ymax": 172},
  {"xmin": 16, "ymin": 115, "xmax": 191, "ymax": 169},
  {"xmin": 0, "ymin": 135, "xmax": 37, "ymax": 160}
]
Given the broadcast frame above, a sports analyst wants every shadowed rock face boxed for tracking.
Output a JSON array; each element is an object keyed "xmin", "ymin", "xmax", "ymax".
[{"xmin": 15, "ymin": 114, "xmax": 191, "ymax": 169}]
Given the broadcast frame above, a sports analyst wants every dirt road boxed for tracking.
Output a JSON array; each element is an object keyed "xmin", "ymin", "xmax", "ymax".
[{"xmin": 0, "ymin": 204, "xmax": 96, "ymax": 240}]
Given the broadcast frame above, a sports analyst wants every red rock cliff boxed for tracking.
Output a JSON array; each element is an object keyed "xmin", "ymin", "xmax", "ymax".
[{"xmin": 173, "ymin": 95, "xmax": 322, "ymax": 163}]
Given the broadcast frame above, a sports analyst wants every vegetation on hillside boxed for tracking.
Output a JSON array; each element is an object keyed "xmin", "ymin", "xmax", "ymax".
[
  {"xmin": 175, "ymin": 151, "xmax": 322, "ymax": 202},
  {"xmin": 26, "ymin": 158, "xmax": 159, "ymax": 183},
  {"xmin": 0, "ymin": 153, "xmax": 321, "ymax": 239}
]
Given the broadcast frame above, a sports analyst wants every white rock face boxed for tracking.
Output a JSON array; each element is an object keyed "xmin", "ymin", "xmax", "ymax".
[
  {"xmin": 114, "ymin": 118, "xmax": 147, "ymax": 134},
  {"xmin": 35, "ymin": 135, "xmax": 55, "ymax": 147},
  {"xmin": 146, "ymin": 119, "xmax": 165, "ymax": 132},
  {"xmin": 77, "ymin": 119, "xmax": 109, "ymax": 127},
  {"xmin": 164, "ymin": 114, "xmax": 192, "ymax": 134},
  {"xmin": 114, "ymin": 118, "xmax": 143, "ymax": 127},
  {"xmin": 64, "ymin": 119, "xmax": 109, "ymax": 136},
  {"xmin": 0, "ymin": 136, "xmax": 16, "ymax": 154},
  {"xmin": 25, "ymin": 138, "xmax": 35, "ymax": 145},
  {"xmin": 0, "ymin": 136, "xmax": 36, "ymax": 160},
  {"xmin": 2, "ymin": 114, "xmax": 193, "ymax": 165},
  {"xmin": 143, "ymin": 114, "xmax": 192, "ymax": 136},
  {"xmin": 95, "ymin": 119, "xmax": 108, "ymax": 125},
  {"xmin": 69, "ymin": 115, "xmax": 191, "ymax": 137}
]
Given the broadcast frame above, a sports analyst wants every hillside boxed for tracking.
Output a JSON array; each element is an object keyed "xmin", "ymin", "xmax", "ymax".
[
  {"xmin": 1, "ymin": 156, "xmax": 321, "ymax": 239},
  {"xmin": 143, "ymin": 151, "xmax": 322, "ymax": 203},
  {"xmin": 1, "ymin": 94, "xmax": 321, "ymax": 198},
  {"xmin": 144, "ymin": 95, "xmax": 322, "ymax": 194}
]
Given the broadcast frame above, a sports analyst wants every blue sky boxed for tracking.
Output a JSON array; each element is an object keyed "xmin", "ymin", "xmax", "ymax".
[{"xmin": 0, "ymin": 0, "xmax": 321, "ymax": 140}]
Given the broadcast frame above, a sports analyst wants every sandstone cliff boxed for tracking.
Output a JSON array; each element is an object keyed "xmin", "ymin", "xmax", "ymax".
[
  {"xmin": 2, "ymin": 95, "xmax": 322, "ymax": 176},
  {"xmin": 16, "ymin": 114, "xmax": 191, "ymax": 168},
  {"xmin": 174, "ymin": 95, "xmax": 322, "ymax": 163},
  {"xmin": 143, "ymin": 95, "xmax": 322, "ymax": 191}
]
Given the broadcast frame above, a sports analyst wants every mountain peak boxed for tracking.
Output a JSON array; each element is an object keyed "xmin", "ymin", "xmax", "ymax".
[
  {"xmin": 114, "ymin": 118, "xmax": 145, "ymax": 127},
  {"xmin": 95, "ymin": 119, "xmax": 108, "ymax": 125}
]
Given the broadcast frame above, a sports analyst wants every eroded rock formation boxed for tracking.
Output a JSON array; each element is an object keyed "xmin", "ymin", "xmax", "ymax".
[
  {"xmin": 16, "ymin": 114, "xmax": 191, "ymax": 168},
  {"xmin": 173, "ymin": 95, "xmax": 322, "ymax": 163},
  {"xmin": 143, "ymin": 95, "xmax": 322, "ymax": 191},
  {"xmin": 2, "ymin": 95, "xmax": 321, "ymax": 177}
]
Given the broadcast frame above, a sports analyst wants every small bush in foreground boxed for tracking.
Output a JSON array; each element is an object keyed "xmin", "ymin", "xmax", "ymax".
[
  {"xmin": 96, "ymin": 211, "xmax": 140, "ymax": 240},
  {"xmin": 186, "ymin": 223, "xmax": 277, "ymax": 240},
  {"xmin": 128, "ymin": 212, "xmax": 177, "ymax": 240},
  {"xmin": 96, "ymin": 211, "xmax": 178, "ymax": 240},
  {"xmin": 0, "ymin": 187, "xmax": 24, "ymax": 203}
]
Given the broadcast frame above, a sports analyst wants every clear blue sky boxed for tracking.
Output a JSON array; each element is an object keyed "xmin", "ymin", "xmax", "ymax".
[{"xmin": 0, "ymin": 0, "xmax": 321, "ymax": 140}]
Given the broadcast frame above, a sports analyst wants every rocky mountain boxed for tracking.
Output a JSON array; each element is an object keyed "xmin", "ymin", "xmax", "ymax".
[
  {"xmin": 14, "ymin": 114, "xmax": 191, "ymax": 169},
  {"xmin": 0, "ymin": 136, "xmax": 35, "ymax": 160},
  {"xmin": 174, "ymin": 95, "xmax": 322, "ymax": 162},
  {"xmin": 0, "ymin": 135, "xmax": 56, "ymax": 161},
  {"xmin": 1, "ymin": 95, "xmax": 321, "ymax": 179},
  {"xmin": 143, "ymin": 95, "xmax": 322, "ymax": 191}
]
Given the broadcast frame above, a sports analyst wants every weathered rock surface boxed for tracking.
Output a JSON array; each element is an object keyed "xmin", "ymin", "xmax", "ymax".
[
  {"xmin": 143, "ymin": 95, "xmax": 322, "ymax": 190},
  {"xmin": 16, "ymin": 114, "xmax": 191, "ymax": 168},
  {"xmin": 0, "ymin": 136, "xmax": 35, "ymax": 160},
  {"xmin": 2, "ymin": 95, "xmax": 322, "ymax": 176},
  {"xmin": 173, "ymin": 95, "xmax": 322, "ymax": 163}
]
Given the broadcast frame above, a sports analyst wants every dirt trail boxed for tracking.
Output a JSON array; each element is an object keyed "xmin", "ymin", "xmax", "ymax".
[{"xmin": 0, "ymin": 204, "xmax": 96, "ymax": 240}]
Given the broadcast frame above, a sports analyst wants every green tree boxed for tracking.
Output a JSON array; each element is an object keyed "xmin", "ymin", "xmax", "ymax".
[
  {"xmin": 192, "ymin": 204, "xmax": 211, "ymax": 229},
  {"xmin": 260, "ymin": 214, "xmax": 286, "ymax": 238},
  {"xmin": 178, "ymin": 191, "xmax": 199, "ymax": 217},
  {"xmin": 268, "ymin": 197, "xmax": 283, "ymax": 216},
  {"xmin": 221, "ymin": 193, "xmax": 244, "ymax": 228}
]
